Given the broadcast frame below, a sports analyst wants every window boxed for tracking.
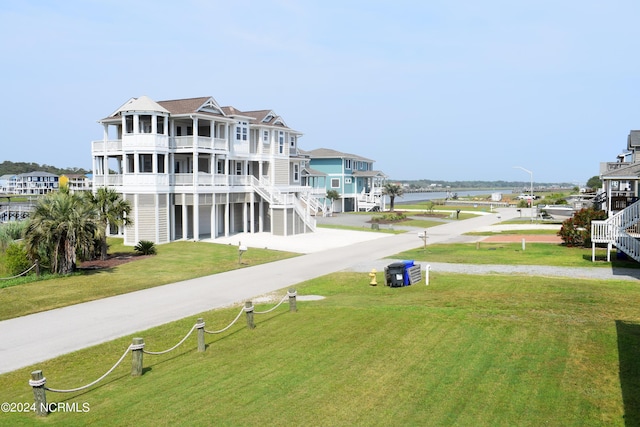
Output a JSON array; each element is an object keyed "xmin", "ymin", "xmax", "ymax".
[
  {"xmin": 290, "ymin": 135, "xmax": 295, "ymax": 148},
  {"xmin": 278, "ymin": 131, "xmax": 284, "ymax": 154},
  {"xmin": 263, "ymin": 130, "xmax": 270, "ymax": 144},
  {"xmin": 157, "ymin": 116, "xmax": 165, "ymax": 134},
  {"xmin": 125, "ymin": 116, "xmax": 134, "ymax": 134},
  {"xmin": 236, "ymin": 162, "xmax": 243, "ymax": 175},
  {"xmin": 217, "ymin": 160, "xmax": 225, "ymax": 174},
  {"xmin": 331, "ymin": 178, "xmax": 340, "ymax": 188},
  {"xmin": 157, "ymin": 154, "xmax": 165, "ymax": 173},
  {"xmin": 293, "ymin": 164, "xmax": 299, "ymax": 182},
  {"xmin": 140, "ymin": 115, "xmax": 152, "ymax": 133},
  {"xmin": 236, "ymin": 121, "xmax": 248, "ymax": 141},
  {"xmin": 345, "ymin": 178, "xmax": 352, "ymax": 184},
  {"xmin": 139, "ymin": 154, "xmax": 153, "ymax": 173}
]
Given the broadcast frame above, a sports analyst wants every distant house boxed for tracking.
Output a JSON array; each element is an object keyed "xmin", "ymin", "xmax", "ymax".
[
  {"xmin": 0, "ymin": 175, "xmax": 15, "ymax": 194},
  {"xmin": 303, "ymin": 148, "xmax": 387, "ymax": 212},
  {"xmin": 13, "ymin": 172, "xmax": 59, "ymax": 195},
  {"xmin": 60, "ymin": 174, "xmax": 92, "ymax": 193}
]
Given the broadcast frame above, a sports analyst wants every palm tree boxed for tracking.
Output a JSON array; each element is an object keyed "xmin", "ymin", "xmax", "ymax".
[
  {"xmin": 382, "ymin": 183, "xmax": 404, "ymax": 212},
  {"xmin": 85, "ymin": 187, "xmax": 132, "ymax": 260},
  {"xmin": 24, "ymin": 188, "xmax": 98, "ymax": 274}
]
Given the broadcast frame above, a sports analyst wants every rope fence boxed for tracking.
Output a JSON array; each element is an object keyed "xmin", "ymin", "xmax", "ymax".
[
  {"xmin": 0, "ymin": 261, "xmax": 39, "ymax": 280},
  {"xmin": 27, "ymin": 288, "xmax": 299, "ymax": 417}
]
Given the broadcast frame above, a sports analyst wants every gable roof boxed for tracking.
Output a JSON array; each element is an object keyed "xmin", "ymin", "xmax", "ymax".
[
  {"xmin": 306, "ymin": 148, "xmax": 374, "ymax": 162},
  {"xmin": 158, "ymin": 97, "xmax": 219, "ymax": 115}
]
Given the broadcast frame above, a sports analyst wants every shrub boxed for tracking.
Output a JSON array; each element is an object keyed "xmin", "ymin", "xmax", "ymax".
[
  {"xmin": 0, "ymin": 221, "xmax": 28, "ymax": 251},
  {"xmin": 557, "ymin": 207, "xmax": 607, "ymax": 247},
  {"xmin": 4, "ymin": 242, "xmax": 32, "ymax": 276},
  {"xmin": 134, "ymin": 240, "xmax": 157, "ymax": 255},
  {"xmin": 371, "ymin": 212, "xmax": 407, "ymax": 223}
]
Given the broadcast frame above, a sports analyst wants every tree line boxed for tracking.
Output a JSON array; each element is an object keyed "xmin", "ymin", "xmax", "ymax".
[{"xmin": 0, "ymin": 161, "xmax": 90, "ymax": 176}]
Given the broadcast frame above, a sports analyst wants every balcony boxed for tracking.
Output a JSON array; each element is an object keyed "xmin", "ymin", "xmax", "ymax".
[
  {"xmin": 170, "ymin": 136, "xmax": 227, "ymax": 151},
  {"xmin": 122, "ymin": 134, "xmax": 169, "ymax": 150},
  {"xmin": 92, "ymin": 139, "xmax": 122, "ymax": 153}
]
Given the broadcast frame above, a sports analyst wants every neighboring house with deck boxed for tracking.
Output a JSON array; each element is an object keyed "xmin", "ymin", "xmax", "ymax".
[
  {"xmin": 591, "ymin": 130, "xmax": 640, "ymax": 262},
  {"xmin": 91, "ymin": 95, "xmax": 319, "ymax": 246},
  {"xmin": 301, "ymin": 148, "xmax": 387, "ymax": 213}
]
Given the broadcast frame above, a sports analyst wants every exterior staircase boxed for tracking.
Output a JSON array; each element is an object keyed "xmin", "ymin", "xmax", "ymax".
[
  {"xmin": 591, "ymin": 199, "xmax": 640, "ymax": 262},
  {"xmin": 252, "ymin": 177, "xmax": 317, "ymax": 232}
]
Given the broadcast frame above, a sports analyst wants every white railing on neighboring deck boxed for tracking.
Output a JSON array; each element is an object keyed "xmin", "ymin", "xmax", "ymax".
[{"xmin": 591, "ymin": 199, "xmax": 640, "ymax": 262}]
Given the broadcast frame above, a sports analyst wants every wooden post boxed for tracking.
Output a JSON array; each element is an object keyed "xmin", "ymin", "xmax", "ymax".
[
  {"xmin": 29, "ymin": 370, "xmax": 47, "ymax": 417},
  {"xmin": 131, "ymin": 337, "xmax": 144, "ymax": 376},
  {"xmin": 196, "ymin": 318, "xmax": 206, "ymax": 352},
  {"xmin": 245, "ymin": 301, "xmax": 255, "ymax": 329},
  {"xmin": 288, "ymin": 288, "xmax": 298, "ymax": 312},
  {"xmin": 35, "ymin": 259, "xmax": 40, "ymax": 277}
]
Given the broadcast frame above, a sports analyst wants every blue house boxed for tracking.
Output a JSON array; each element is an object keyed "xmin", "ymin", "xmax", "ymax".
[{"xmin": 302, "ymin": 148, "xmax": 387, "ymax": 213}]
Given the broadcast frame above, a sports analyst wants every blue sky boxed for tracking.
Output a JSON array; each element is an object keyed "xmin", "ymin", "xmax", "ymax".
[{"xmin": 2, "ymin": 0, "xmax": 639, "ymax": 184}]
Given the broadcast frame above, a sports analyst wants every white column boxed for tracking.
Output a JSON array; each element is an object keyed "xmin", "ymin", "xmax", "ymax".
[
  {"xmin": 182, "ymin": 194, "xmax": 188, "ymax": 240},
  {"xmin": 194, "ymin": 193, "xmax": 200, "ymax": 241},
  {"xmin": 250, "ymin": 192, "xmax": 255, "ymax": 233},
  {"xmin": 133, "ymin": 114, "xmax": 140, "ymax": 134},
  {"xmin": 211, "ymin": 198, "xmax": 216, "ymax": 238},
  {"xmin": 152, "ymin": 113, "xmax": 158, "ymax": 134},
  {"xmin": 225, "ymin": 196, "xmax": 230, "ymax": 237},
  {"xmin": 242, "ymin": 200, "xmax": 248, "ymax": 233}
]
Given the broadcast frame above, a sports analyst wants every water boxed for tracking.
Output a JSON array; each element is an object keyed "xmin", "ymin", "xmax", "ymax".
[{"xmin": 393, "ymin": 190, "xmax": 503, "ymax": 204}]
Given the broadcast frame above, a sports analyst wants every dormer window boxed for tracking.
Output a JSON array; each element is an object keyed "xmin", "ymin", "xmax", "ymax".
[{"xmin": 262, "ymin": 114, "xmax": 274, "ymax": 123}]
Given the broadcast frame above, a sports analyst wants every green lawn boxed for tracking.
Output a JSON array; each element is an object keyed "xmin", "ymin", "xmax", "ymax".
[
  {"xmin": 1, "ymin": 272, "xmax": 637, "ymax": 426},
  {"xmin": 394, "ymin": 242, "xmax": 640, "ymax": 268},
  {"xmin": 0, "ymin": 239, "xmax": 298, "ymax": 321}
]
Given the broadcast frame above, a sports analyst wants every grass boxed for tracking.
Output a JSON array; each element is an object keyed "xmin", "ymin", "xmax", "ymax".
[
  {"xmin": 394, "ymin": 242, "xmax": 640, "ymax": 268},
  {"xmin": 0, "ymin": 238, "xmax": 298, "ymax": 321},
  {"xmin": 1, "ymin": 272, "xmax": 638, "ymax": 426},
  {"xmin": 466, "ymin": 229, "xmax": 560, "ymax": 236},
  {"xmin": 317, "ymin": 223, "xmax": 404, "ymax": 234}
]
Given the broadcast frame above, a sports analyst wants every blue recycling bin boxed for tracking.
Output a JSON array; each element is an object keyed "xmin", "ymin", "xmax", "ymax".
[{"xmin": 402, "ymin": 260, "xmax": 414, "ymax": 286}]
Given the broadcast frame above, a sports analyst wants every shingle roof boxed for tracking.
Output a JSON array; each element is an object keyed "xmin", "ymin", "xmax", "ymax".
[
  {"xmin": 102, "ymin": 96, "xmax": 294, "ymax": 130},
  {"xmin": 353, "ymin": 170, "xmax": 387, "ymax": 178},
  {"xmin": 157, "ymin": 97, "xmax": 212, "ymax": 115},
  {"xmin": 116, "ymin": 95, "xmax": 169, "ymax": 114},
  {"xmin": 601, "ymin": 162, "xmax": 640, "ymax": 179},
  {"xmin": 306, "ymin": 148, "xmax": 374, "ymax": 162},
  {"xmin": 301, "ymin": 167, "xmax": 326, "ymax": 177}
]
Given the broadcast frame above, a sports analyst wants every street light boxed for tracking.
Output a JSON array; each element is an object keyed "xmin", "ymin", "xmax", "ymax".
[{"xmin": 513, "ymin": 166, "xmax": 534, "ymax": 222}]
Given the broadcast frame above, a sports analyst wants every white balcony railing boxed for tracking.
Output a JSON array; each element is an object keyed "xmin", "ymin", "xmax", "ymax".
[
  {"xmin": 170, "ymin": 136, "xmax": 228, "ymax": 151},
  {"xmin": 92, "ymin": 139, "xmax": 122, "ymax": 152}
]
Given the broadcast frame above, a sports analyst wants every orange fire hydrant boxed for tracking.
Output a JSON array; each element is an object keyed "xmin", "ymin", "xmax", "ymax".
[{"xmin": 369, "ymin": 269, "xmax": 377, "ymax": 286}]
